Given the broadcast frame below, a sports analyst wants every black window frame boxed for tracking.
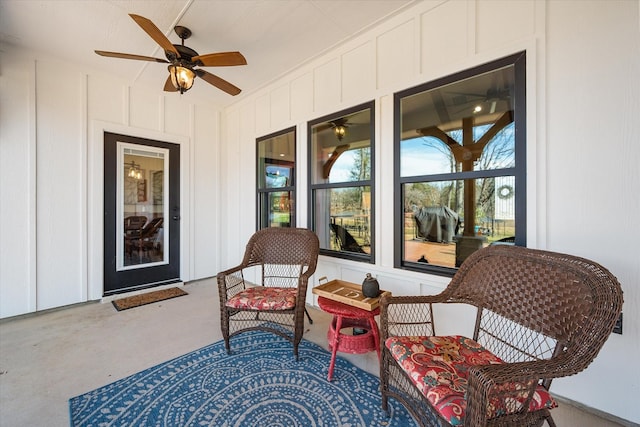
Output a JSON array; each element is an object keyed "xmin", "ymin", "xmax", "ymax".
[
  {"xmin": 256, "ymin": 126, "xmax": 297, "ymax": 230},
  {"xmin": 308, "ymin": 101, "xmax": 376, "ymax": 263},
  {"xmin": 394, "ymin": 52, "xmax": 527, "ymax": 277}
]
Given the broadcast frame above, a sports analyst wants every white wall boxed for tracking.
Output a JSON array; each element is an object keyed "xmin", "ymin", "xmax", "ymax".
[
  {"xmin": 0, "ymin": 48, "xmax": 222, "ymax": 317},
  {"xmin": 219, "ymin": 0, "xmax": 640, "ymax": 423},
  {"xmin": 0, "ymin": 54, "xmax": 37, "ymax": 315}
]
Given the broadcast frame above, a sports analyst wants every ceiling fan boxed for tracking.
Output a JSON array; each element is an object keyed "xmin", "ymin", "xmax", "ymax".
[
  {"xmin": 316, "ymin": 117, "xmax": 353, "ymax": 141},
  {"xmin": 447, "ymin": 70, "xmax": 513, "ymax": 115},
  {"xmin": 95, "ymin": 14, "xmax": 246, "ymax": 95}
]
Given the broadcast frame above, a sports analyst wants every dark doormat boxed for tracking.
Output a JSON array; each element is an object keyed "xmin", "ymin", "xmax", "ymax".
[{"xmin": 112, "ymin": 287, "xmax": 188, "ymax": 311}]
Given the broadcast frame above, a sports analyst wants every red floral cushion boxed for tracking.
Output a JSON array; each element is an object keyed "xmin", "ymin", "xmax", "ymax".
[
  {"xmin": 225, "ymin": 286, "xmax": 296, "ymax": 310},
  {"xmin": 386, "ymin": 335, "xmax": 557, "ymax": 425}
]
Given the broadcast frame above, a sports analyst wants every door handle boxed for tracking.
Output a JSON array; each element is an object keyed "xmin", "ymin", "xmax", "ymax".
[{"xmin": 172, "ymin": 215, "xmax": 181, "ymax": 220}]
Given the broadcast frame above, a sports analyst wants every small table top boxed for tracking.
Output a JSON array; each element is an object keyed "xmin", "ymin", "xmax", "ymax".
[
  {"xmin": 317, "ymin": 296, "xmax": 380, "ymax": 318},
  {"xmin": 312, "ymin": 279, "xmax": 390, "ymax": 311}
]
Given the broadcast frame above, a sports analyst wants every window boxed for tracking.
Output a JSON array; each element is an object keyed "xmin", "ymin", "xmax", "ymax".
[
  {"xmin": 257, "ymin": 127, "xmax": 296, "ymax": 229},
  {"xmin": 395, "ymin": 52, "xmax": 526, "ymax": 275},
  {"xmin": 309, "ymin": 102, "xmax": 375, "ymax": 262}
]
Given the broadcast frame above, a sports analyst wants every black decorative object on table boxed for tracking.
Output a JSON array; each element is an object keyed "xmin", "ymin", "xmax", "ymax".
[{"xmin": 362, "ymin": 273, "xmax": 380, "ymax": 298}]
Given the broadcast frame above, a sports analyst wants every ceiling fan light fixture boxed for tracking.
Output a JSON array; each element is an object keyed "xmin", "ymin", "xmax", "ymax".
[
  {"xmin": 126, "ymin": 161, "xmax": 143, "ymax": 180},
  {"xmin": 169, "ymin": 65, "xmax": 196, "ymax": 94},
  {"xmin": 334, "ymin": 125, "xmax": 347, "ymax": 141}
]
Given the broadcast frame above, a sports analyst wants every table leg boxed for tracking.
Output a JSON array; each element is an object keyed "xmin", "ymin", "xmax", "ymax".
[
  {"xmin": 328, "ymin": 315, "xmax": 342, "ymax": 381},
  {"xmin": 369, "ymin": 316, "xmax": 381, "ymax": 360}
]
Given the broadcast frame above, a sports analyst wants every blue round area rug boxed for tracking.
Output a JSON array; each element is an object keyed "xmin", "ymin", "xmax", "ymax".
[{"xmin": 69, "ymin": 331, "xmax": 417, "ymax": 426}]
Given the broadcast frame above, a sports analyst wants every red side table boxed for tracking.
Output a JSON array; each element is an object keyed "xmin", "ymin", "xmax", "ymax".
[{"xmin": 317, "ymin": 296, "xmax": 381, "ymax": 381}]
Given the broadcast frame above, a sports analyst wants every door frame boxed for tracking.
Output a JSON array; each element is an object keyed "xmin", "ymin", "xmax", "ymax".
[
  {"xmin": 89, "ymin": 121, "xmax": 191, "ymax": 300},
  {"xmin": 103, "ymin": 135, "xmax": 181, "ymax": 295}
]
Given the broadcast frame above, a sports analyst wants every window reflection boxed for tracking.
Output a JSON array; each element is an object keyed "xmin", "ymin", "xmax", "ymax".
[
  {"xmin": 259, "ymin": 191, "xmax": 292, "ymax": 227},
  {"xmin": 396, "ymin": 52, "xmax": 525, "ymax": 272},
  {"xmin": 309, "ymin": 102, "xmax": 374, "ymax": 261},
  {"xmin": 314, "ymin": 187, "xmax": 371, "ymax": 254},
  {"xmin": 311, "ymin": 108, "xmax": 372, "ymax": 184},
  {"xmin": 403, "ymin": 178, "xmax": 515, "ymax": 268},
  {"xmin": 257, "ymin": 128, "xmax": 296, "ymax": 229}
]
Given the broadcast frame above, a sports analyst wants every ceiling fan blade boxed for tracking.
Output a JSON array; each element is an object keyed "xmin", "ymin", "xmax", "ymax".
[
  {"xmin": 446, "ymin": 90, "xmax": 485, "ymax": 98},
  {"xmin": 163, "ymin": 76, "xmax": 178, "ymax": 92},
  {"xmin": 129, "ymin": 14, "xmax": 180, "ymax": 58},
  {"xmin": 314, "ymin": 123, "xmax": 333, "ymax": 132},
  {"xmin": 95, "ymin": 50, "xmax": 169, "ymax": 63},
  {"xmin": 192, "ymin": 52, "xmax": 247, "ymax": 67},
  {"xmin": 195, "ymin": 69, "xmax": 241, "ymax": 96}
]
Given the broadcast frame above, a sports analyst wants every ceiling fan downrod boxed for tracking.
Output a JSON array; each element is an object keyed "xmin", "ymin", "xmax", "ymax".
[{"xmin": 174, "ymin": 26, "xmax": 192, "ymax": 44}]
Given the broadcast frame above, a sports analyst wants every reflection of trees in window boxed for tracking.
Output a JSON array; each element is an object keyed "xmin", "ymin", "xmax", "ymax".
[
  {"xmin": 404, "ymin": 182, "xmax": 440, "ymax": 212},
  {"xmin": 333, "ymin": 187, "xmax": 360, "ymax": 212},
  {"xmin": 476, "ymin": 124, "xmax": 515, "ymax": 169},
  {"xmin": 409, "ymin": 121, "xmax": 514, "ymax": 225},
  {"xmin": 349, "ymin": 147, "xmax": 371, "ymax": 181},
  {"xmin": 331, "ymin": 147, "xmax": 371, "ymax": 213}
]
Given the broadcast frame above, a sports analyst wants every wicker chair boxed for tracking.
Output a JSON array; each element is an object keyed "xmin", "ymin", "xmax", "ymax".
[
  {"xmin": 217, "ymin": 227, "xmax": 320, "ymax": 359},
  {"xmin": 380, "ymin": 245, "xmax": 623, "ymax": 427}
]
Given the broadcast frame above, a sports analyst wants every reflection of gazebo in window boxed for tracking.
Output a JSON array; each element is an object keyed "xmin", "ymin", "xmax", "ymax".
[{"xmin": 418, "ymin": 110, "xmax": 513, "ymax": 266}]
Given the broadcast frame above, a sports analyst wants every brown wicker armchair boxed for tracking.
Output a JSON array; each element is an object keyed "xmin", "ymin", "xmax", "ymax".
[
  {"xmin": 217, "ymin": 227, "xmax": 320, "ymax": 359},
  {"xmin": 380, "ymin": 245, "xmax": 623, "ymax": 427}
]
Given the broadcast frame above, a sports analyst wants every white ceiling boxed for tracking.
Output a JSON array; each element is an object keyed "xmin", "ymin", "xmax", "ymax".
[{"xmin": 0, "ymin": 0, "xmax": 416, "ymax": 107}]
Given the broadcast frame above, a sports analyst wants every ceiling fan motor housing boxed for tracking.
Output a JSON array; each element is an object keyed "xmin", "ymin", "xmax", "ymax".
[{"xmin": 167, "ymin": 45, "xmax": 199, "ymax": 64}]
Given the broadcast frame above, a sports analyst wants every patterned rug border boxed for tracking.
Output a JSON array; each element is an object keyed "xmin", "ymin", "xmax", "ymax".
[
  {"xmin": 111, "ymin": 287, "xmax": 188, "ymax": 311},
  {"xmin": 69, "ymin": 331, "xmax": 417, "ymax": 427}
]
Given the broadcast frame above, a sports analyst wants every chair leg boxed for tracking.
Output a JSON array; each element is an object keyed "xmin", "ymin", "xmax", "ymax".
[
  {"xmin": 544, "ymin": 410, "xmax": 557, "ymax": 427},
  {"xmin": 304, "ymin": 307, "xmax": 313, "ymax": 324},
  {"xmin": 380, "ymin": 350, "xmax": 389, "ymax": 412},
  {"xmin": 221, "ymin": 308, "xmax": 231, "ymax": 355}
]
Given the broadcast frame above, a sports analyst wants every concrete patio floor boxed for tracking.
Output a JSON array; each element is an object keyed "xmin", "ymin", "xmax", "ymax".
[{"xmin": 0, "ymin": 278, "xmax": 630, "ymax": 426}]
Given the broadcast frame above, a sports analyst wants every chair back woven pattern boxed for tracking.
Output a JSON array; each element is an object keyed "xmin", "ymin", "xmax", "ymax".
[
  {"xmin": 447, "ymin": 245, "xmax": 622, "ymax": 369},
  {"xmin": 243, "ymin": 227, "xmax": 319, "ymax": 268}
]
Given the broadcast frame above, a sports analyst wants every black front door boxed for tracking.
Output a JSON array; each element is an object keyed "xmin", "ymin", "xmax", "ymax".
[{"xmin": 103, "ymin": 132, "xmax": 180, "ymax": 295}]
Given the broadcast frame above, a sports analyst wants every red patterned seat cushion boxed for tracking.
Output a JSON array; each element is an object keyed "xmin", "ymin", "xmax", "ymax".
[
  {"xmin": 385, "ymin": 335, "xmax": 557, "ymax": 425},
  {"xmin": 225, "ymin": 286, "xmax": 296, "ymax": 310}
]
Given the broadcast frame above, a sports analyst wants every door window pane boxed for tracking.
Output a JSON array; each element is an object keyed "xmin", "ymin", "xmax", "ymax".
[{"xmin": 118, "ymin": 144, "xmax": 168, "ymax": 269}]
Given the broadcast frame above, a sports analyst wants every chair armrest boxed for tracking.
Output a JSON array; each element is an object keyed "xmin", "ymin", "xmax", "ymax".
[
  {"xmin": 465, "ymin": 358, "xmax": 565, "ymax": 426},
  {"xmin": 471, "ymin": 356, "xmax": 576, "ymax": 384},
  {"xmin": 216, "ymin": 265, "xmax": 247, "ymax": 302},
  {"xmin": 294, "ymin": 271, "xmax": 313, "ymax": 301}
]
